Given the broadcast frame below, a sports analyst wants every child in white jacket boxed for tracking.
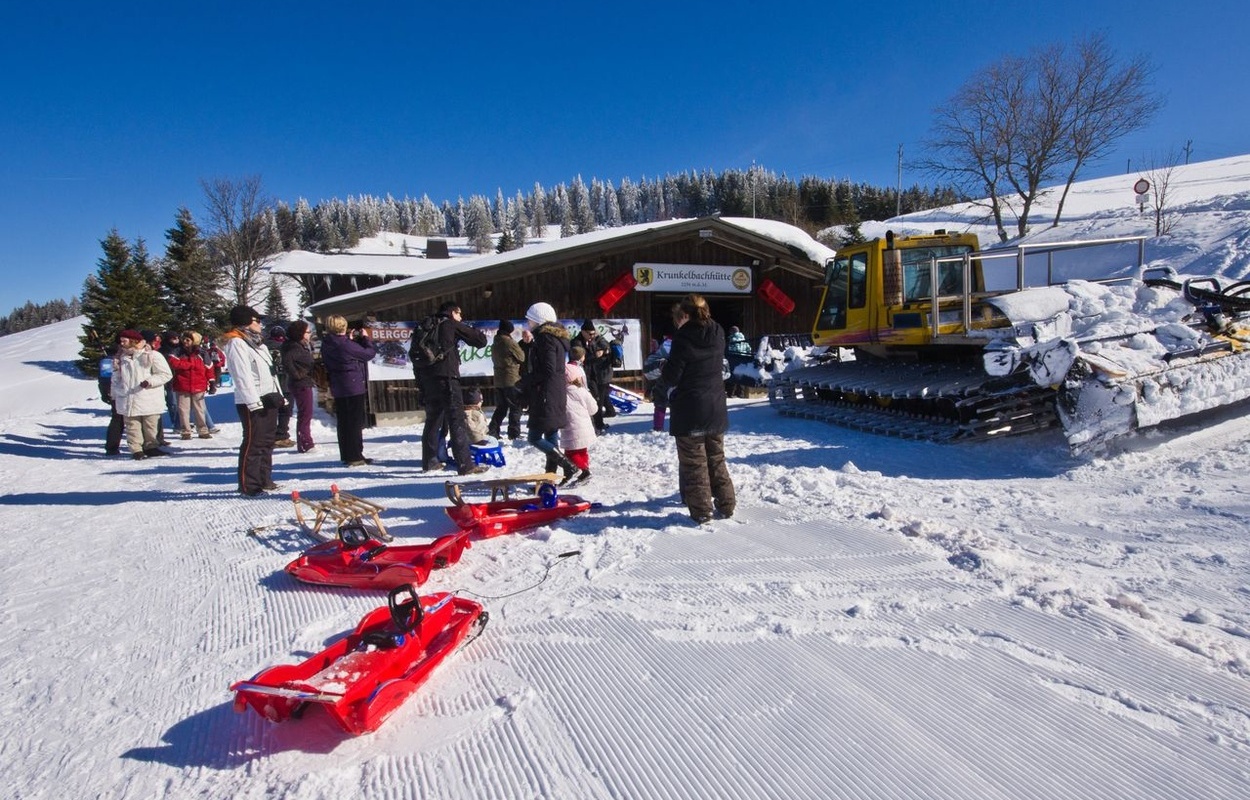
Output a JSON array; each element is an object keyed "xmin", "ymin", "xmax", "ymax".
[{"xmin": 560, "ymin": 347, "xmax": 599, "ymax": 486}]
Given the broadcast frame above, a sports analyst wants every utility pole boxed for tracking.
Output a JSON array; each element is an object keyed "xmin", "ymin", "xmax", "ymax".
[
  {"xmin": 1184, "ymin": 139, "xmax": 1193, "ymax": 165},
  {"xmin": 896, "ymin": 144, "xmax": 903, "ymax": 218}
]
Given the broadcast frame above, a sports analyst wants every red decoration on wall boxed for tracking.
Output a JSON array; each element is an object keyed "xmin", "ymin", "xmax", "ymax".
[
  {"xmin": 597, "ymin": 270, "xmax": 638, "ymax": 312},
  {"xmin": 758, "ymin": 278, "xmax": 796, "ymax": 315}
]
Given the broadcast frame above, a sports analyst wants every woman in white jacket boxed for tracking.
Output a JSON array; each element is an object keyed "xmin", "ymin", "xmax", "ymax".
[
  {"xmin": 559, "ymin": 355, "xmax": 599, "ymax": 486},
  {"xmin": 111, "ymin": 329, "xmax": 173, "ymax": 460},
  {"xmin": 223, "ymin": 305, "xmax": 286, "ymax": 496}
]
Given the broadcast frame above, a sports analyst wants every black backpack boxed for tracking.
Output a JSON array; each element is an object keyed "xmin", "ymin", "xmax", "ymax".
[{"xmin": 408, "ymin": 315, "xmax": 447, "ymax": 369}]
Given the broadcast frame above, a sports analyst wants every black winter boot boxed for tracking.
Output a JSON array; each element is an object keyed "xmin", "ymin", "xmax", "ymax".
[{"xmin": 554, "ymin": 451, "xmax": 581, "ymax": 487}]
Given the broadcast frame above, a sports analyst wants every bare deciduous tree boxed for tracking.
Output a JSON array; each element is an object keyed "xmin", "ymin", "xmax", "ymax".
[
  {"xmin": 1049, "ymin": 33, "xmax": 1163, "ymax": 226},
  {"xmin": 1142, "ymin": 151, "xmax": 1182, "ymax": 237},
  {"xmin": 201, "ymin": 175, "xmax": 281, "ymax": 305},
  {"xmin": 921, "ymin": 33, "xmax": 1161, "ymax": 243}
]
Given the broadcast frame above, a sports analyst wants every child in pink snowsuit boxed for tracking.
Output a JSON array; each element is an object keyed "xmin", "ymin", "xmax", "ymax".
[{"xmin": 561, "ymin": 347, "xmax": 599, "ymax": 482}]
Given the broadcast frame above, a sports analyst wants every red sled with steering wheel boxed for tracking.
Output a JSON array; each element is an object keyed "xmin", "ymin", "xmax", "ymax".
[
  {"xmin": 285, "ymin": 520, "xmax": 471, "ymax": 590},
  {"xmin": 231, "ymin": 585, "xmax": 487, "ymax": 735}
]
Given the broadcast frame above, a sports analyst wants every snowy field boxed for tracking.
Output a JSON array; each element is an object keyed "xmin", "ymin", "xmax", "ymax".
[{"xmin": 3, "ymin": 156, "xmax": 1250, "ymax": 798}]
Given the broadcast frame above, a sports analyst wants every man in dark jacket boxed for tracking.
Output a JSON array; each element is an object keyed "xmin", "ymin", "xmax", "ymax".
[
  {"xmin": 488, "ymin": 318, "xmax": 526, "ymax": 440},
  {"xmin": 657, "ymin": 294, "xmax": 736, "ymax": 523},
  {"xmin": 575, "ymin": 320, "xmax": 614, "ymax": 434},
  {"xmin": 416, "ymin": 301, "xmax": 489, "ymax": 475},
  {"xmin": 519, "ymin": 301, "xmax": 582, "ymax": 485}
]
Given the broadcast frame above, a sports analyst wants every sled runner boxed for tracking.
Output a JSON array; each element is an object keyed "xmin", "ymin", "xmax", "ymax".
[
  {"xmin": 285, "ymin": 520, "xmax": 471, "ymax": 590},
  {"xmin": 231, "ymin": 584, "xmax": 487, "ymax": 735},
  {"xmin": 291, "ymin": 484, "xmax": 392, "ymax": 543},
  {"xmin": 445, "ymin": 481, "xmax": 595, "ymax": 538},
  {"xmin": 444, "ymin": 472, "xmax": 560, "ymax": 505}
]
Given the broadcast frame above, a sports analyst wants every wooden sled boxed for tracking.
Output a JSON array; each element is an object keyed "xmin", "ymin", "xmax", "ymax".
[
  {"xmin": 292, "ymin": 483, "xmax": 393, "ymax": 543},
  {"xmin": 444, "ymin": 472, "xmax": 559, "ymax": 506}
]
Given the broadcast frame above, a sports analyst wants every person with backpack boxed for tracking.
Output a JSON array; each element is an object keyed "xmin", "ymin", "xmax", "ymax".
[{"xmin": 412, "ymin": 300, "xmax": 489, "ymax": 475}]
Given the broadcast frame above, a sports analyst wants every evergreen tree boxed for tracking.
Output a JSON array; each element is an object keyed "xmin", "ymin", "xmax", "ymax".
[
  {"xmin": 570, "ymin": 176, "xmax": 596, "ymax": 234},
  {"xmin": 162, "ymin": 207, "xmax": 224, "ymax": 335},
  {"xmin": 0, "ymin": 297, "xmax": 81, "ymax": 336},
  {"xmin": 78, "ymin": 230, "xmax": 168, "ymax": 375},
  {"xmin": 604, "ymin": 180, "xmax": 622, "ymax": 227},
  {"xmin": 263, "ymin": 275, "xmax": 290, "ymax": 322},
  {"xmin": 496, "ymin": 229, "xmax": 514, "ymax": 253},
  {"xmin": 617, "ymin": 177, "xmax": 640, "ymax": 224},
  {"xmin": 293, "ymin": 198, "xmax": 314, "ymax": 250},
  {"xmin": 464, "ymin": 195, "xmax": 495, "ymax": 253},
  {"xmin": 509, "ymin": 191, "xmax": 528, "ymax": 248},
  {"xmin": 529, "ymin": 182, "xmax": 548, "ymax": 238},
  {"xmin": 417, "ymin": 195, "xmax": 442, "ymax": 236},
  {"xmin": 554, "ymin": 185, "xmax": 574, "ymax": 237}
]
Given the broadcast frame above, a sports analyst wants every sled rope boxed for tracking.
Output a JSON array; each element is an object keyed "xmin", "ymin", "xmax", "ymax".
[{"xmin": 456, "ymin": 550, "xmax": 581, "ymax": 600}]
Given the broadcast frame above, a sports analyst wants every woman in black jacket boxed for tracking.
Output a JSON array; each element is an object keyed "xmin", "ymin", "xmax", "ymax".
[
  {"xmin": 520, "ymin": 301, "xmax": 582, "ymax": 485},
  {"xmin": 658, "ymin": 294, "xmax": 736, "ymax": 523}
]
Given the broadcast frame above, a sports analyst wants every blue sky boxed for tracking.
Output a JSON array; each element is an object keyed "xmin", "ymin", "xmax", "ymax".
[{"xmin": 2, "ymin": 0, "xmax": 1246, "ymax": 314}]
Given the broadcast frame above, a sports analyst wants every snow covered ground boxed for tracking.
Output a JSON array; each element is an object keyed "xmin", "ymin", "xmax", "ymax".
[{"xmin": 4, "ymin": 157, "xmax": 1250, "ymax": 799}]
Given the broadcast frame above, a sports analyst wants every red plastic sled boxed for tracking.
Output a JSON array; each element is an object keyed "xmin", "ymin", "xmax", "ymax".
[
  {"xmin": 231, "ymin": 585, "xmax": 487, "ymax": 735},
  {"xmin": 285, "ymin": 522, "xmax": 471, "ymax": 590},
  {"xmin": 445, "ymin": 493, "xmax": 594, "ymax": 538}
]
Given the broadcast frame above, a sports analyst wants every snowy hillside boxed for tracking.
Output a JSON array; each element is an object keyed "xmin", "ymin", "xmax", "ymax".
[
  {"xmin": 3, "ymin": 155, "xmax": 1250, "ymax": 799},
  {"xmin": 879, "ymin": 153, "xmax": 1250, "ymax": 280}
]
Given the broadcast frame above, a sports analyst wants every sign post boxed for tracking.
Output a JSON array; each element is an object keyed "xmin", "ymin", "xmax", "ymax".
[{"xmin": 1133, "ymin": 178, "xmax": 1151, "ymax": 214}]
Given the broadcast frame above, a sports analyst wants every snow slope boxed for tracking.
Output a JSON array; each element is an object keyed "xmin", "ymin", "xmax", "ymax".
[{"xmin": 3, "ymin": 156, "xmax": 1250, "ymax": 799}]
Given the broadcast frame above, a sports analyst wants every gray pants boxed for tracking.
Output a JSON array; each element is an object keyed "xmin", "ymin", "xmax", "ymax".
[
  {"xmin": 124, "ymin": 414, "xmax": 161, "ymax": 454},
  {"xmin": 176, "ymin": 391, "xmax": 209, "ymax": 434},
  {"xmin": 675, "ymin": 433, "xmax": 735, "ymax": 521}
]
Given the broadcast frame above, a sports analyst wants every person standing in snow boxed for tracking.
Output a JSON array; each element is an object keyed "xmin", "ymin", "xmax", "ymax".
[
  {"xmin": 281, "ymin": 320, "xmax": 317, "ymax": 453},
  {"xmin": 414, "ymin": 301, "xmax": 489, "ymax": 475},
  {"xmin": 165, "ymin": 331, "xmax": 215, "ymax": 439},
  {"xmin": 265, "ymin": 324, "xmax": 295, "ymax": 448},
  {"xmin": 99, "ymin": 340, "xmax": 125, "ymax": 455},
  {"xmin": 560, "ymin": 347, "xmax": 599, "ymax": 485},
  {"xmin": 574, "ymin": 319, "xmax": 614, "ymax": 434},
  {"xmin": 223, "ymin": 305, "xmax": 285, "ymax": 495},
  {"xmin": 320, "ymin": 314, "xmax": 375, "ymax": 467},
  {"xmin": 644, "ymin": 334, "xmax": 673, "ymax": 432},
  {"xmin": 519, "ymin": 301, "xmax": 581, "ymax": 485},
  {"xmin": 655, "ymin": 294, "xmax": 735, "ymax": 524},
  {"xmin": 111, "ymin": 328, "xmax": 174, "ymax": 460},
  {"xmin": 487, "ymin": 318, "xmax": 526, "ymax": 441}
]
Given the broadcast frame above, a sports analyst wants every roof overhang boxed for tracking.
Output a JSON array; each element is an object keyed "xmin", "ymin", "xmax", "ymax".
[{"xmin": 307, "ymin": 216, "xmax": 830, "ymax": 320}]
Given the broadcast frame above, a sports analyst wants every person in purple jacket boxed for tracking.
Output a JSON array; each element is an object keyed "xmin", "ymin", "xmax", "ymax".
[{"xmin": 320, "ymin": 314, "xmax": 376, "ymax": 466}]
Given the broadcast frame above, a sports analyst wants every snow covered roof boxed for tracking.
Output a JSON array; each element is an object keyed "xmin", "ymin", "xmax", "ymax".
[{"xmin": 305, "ymin": 216, "xmax": 833, "ymax": 317}]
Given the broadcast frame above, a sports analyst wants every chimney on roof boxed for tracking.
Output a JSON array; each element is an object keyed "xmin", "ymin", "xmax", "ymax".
[{"xmin": 426, "ymin": 239, "xmax": 449, "ymax": 259}]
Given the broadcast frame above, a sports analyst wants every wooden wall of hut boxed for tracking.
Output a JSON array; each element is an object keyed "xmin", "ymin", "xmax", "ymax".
[{"xmin": 371, "ymin": 237, "xmax": 820, "ymax": 347}]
